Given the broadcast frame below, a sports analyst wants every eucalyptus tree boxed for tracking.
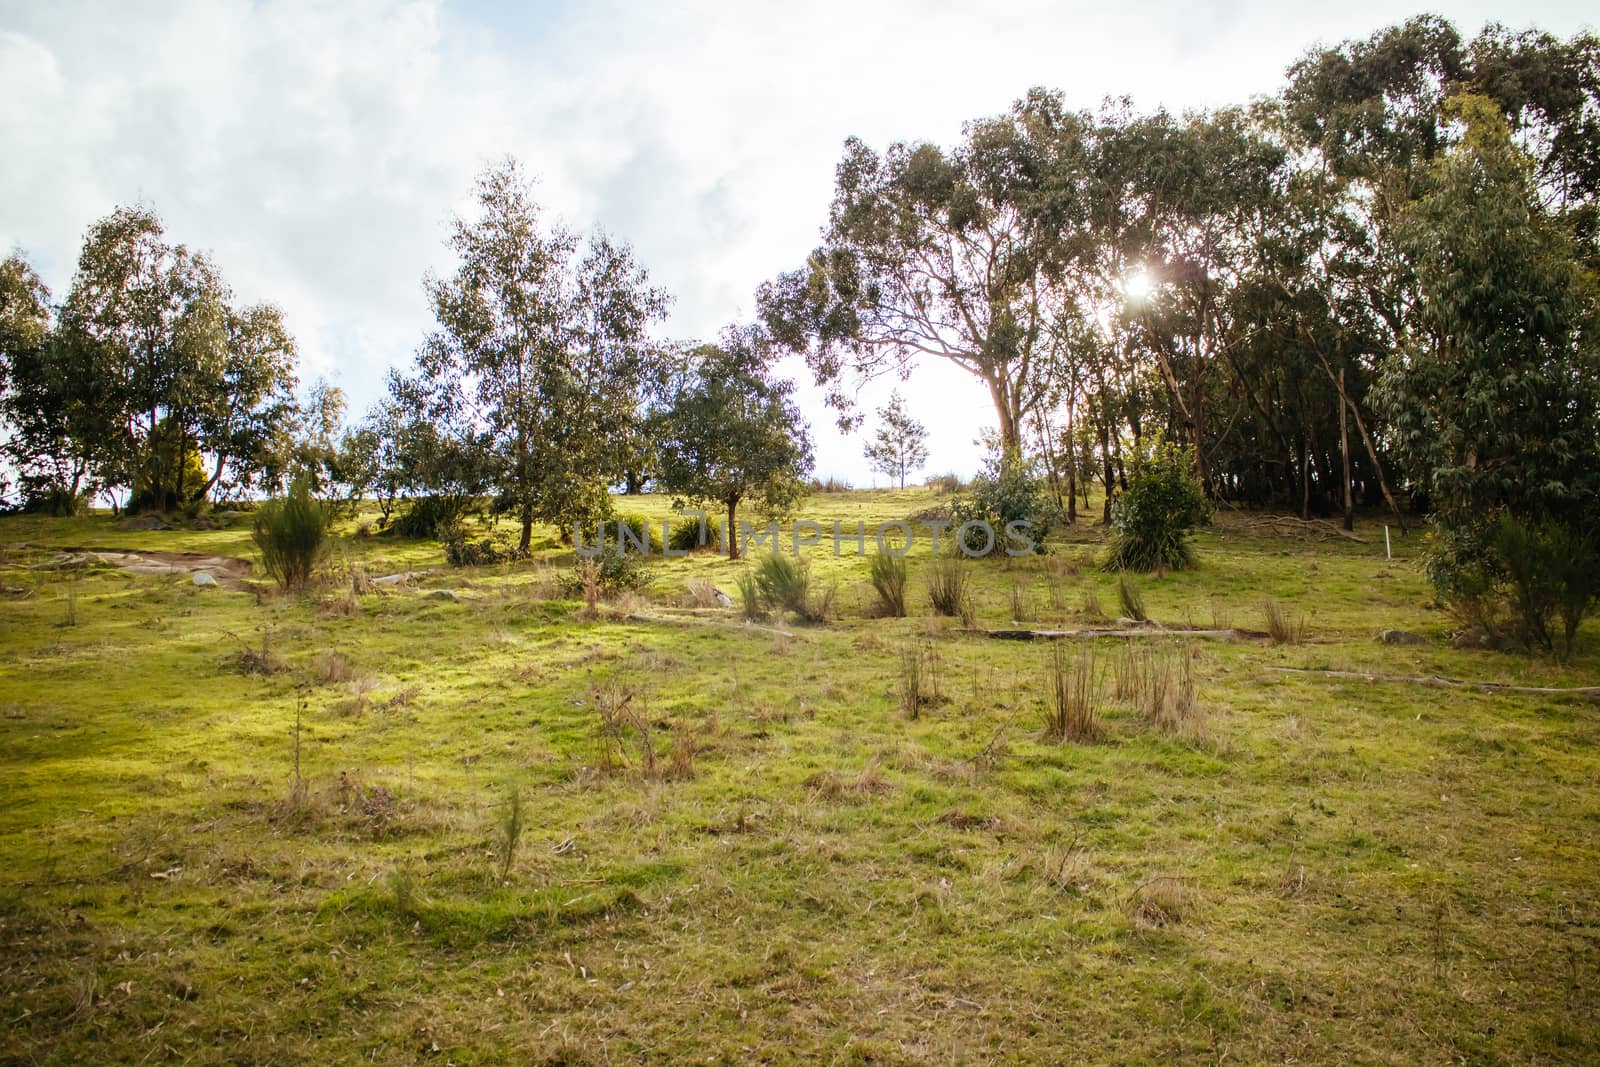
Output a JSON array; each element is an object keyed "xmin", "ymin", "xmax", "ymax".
[
  {"xmin": 758, "ymin": 93, "xmax": 1094, "ymax": 453},
  {"xmin": 42, "ymin": 206, "xmax": 299, "ymax": 510},
  {"xmin": 409, "ymin": 159, "xmax": 669, "ymax": 550},
  {"xmin": 650, "ymin": 329, "xmax": 813, "ymax": 560},
  {"xmin": 862, "ymin": 390, "xmax": 928, "ymax": 488},
  {"xmin": 1374, "ymin": 95, "xmax": 1600, "ymax": 527}
]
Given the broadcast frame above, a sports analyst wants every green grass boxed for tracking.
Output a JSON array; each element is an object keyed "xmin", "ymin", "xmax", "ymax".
[{"xmin": 1, "ymin": 492, "xmax": 1597, "ymax": 1063}]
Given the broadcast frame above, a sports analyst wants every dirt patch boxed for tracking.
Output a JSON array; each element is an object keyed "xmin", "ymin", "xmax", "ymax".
[{"xmin": 61, "ymin": 548, "xmax": 254, "ymax": 590}]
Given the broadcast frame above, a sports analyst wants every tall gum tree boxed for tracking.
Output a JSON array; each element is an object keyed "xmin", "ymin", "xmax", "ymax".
[{"xmin": 411, "ymin": 159, "xmax": 668, "ymax": 551}]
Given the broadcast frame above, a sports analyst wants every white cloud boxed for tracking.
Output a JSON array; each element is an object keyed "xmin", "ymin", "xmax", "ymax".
[{"xmin": 2, "ymin": 0, "xmax": 1593, "ymax": 483}]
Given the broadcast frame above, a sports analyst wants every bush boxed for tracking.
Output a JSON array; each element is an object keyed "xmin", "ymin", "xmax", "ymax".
[
  {"xmin": 252, "ymin": 479, "xmax": 331, "ymax": 591},
  {"xmin": 749, "ymin": 554, "xmax": 835, "ymax": 623},
  {"xmin": 1104, "ymin": 443, "xmax": 1208, "ymax": 572},
  {"xmin": 562, "ymin": 545, "xmax": 652, "ymax": 599},
  {"xmin": 925, "ymin": 473, "xmax": 964, "ymax": 495},
  {"xmin": 443, "ymin": 534, "xmax": 529, "ymax": 568},
  {"xmin": 616, "ymin": 513, "xmax": 664, "ymax": 555},
  {"xmin": 667, "ymin": 515, "xmax": 723, "ymax": 553},
  {"xmin": 869, "ymin": 552, "xmax": 907, "ymax": 617},
  {"xmin": 393, "ymin": 495, "xmax": 477, "ymax": 539},
  {"xmin": 1490, "ymin": 514, "xmax": 1597, "ymax": 660},
  {"xmin": 19, "ymin": 478, "xmax": 91, "ymax": 517},
  {"xmin": 949, "ymin": 452, "xmax": 1056, "ymax": 556}
]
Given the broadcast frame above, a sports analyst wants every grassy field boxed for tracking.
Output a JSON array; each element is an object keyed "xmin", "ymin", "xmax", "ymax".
[{"xmin": 1, "ymin": 489, "xmax": 1597, "ymax": 1064}]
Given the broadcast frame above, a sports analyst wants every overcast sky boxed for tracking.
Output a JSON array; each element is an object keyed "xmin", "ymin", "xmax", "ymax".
[{"xmin": 2, "ymin": 1, "xmax": 1594, "ymax": 484}]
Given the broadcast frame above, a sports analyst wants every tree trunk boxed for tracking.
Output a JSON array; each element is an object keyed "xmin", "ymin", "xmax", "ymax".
[
  {"xmin": 1338, "ymin": 367, "xmax": 1354, "ymax": 531},
  {"xmin": 519, "ymin": 502, "xmax": 534, "ymax": 553},
  {"xmin": 726, "ymin": 499, "xmax": 740, "ymax": 560}
]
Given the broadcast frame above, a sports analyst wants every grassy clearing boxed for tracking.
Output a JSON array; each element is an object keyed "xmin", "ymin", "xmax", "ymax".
[{"xmin": 1, "ymin": 490, "xmax": 1597, "ymax": 1063}]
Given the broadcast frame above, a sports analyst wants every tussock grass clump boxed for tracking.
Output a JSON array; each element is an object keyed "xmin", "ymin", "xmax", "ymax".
[
  {"xmin": 1081, "ymin": 587, "xmax": 1107, "ymax": 622},
  {"xmin": 252, "ymin": 479, "xmax": 331, "ymax": 592},
  {"xmin": 751, "ymin": 554, "xmax": 835, "ymax": 623},
  {"xmin": 1111, "ymin": 644, "xmax": 1205, "ymax": 740},
  {"xmin": 685, "ymin": 578, "xmax": 725, "ymax": 609},
  {"xmin": 313, "ymin": 650, "xmax": 355, "ymax": 685},
  {"xmin": 1042, "ymin": 644, "xmax": 1098, "ymax": 742},
  {"xmin": 1117, "ymin": 573, "xmax": 1147, "ymax": 622},
  {"xmin": 869, "ymin": 552, "xmax": 908, "ymax": 617},
  {"xmin": 805, "ymin": 760, "xmax": 890, "ymax": 801},
  {"xmin": 1045, "ymin": 574, "xmax": 1070, "ymax": 614},
  {"xmin": 736, "ymin": 571, "xmax": 763, "ymax": 620},
  {"xmin": 927, "ymin": 557, "xmax": 974, "ymax": 624},
  {"xmin": 1264, "ymin": 598, "xmax": 1306, "ymax": 645},
  {"xmin": 1126, "ymin": 876, "xmax": 1192, "ymax": 927},
  {"xmin": 667, "ymin": 515, "xmax": 723, "ymax": 553}
]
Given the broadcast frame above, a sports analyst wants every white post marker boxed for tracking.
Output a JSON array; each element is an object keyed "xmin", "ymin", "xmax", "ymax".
[{"xmin": 1385, "ymin": 525, "xmax": 1392, "ymax": 561}]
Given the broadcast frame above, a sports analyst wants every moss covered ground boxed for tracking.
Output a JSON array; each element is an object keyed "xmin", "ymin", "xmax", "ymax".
[{"xmin": 1, "ymin": 490, "xmax": 1597, "ymax": 1064}]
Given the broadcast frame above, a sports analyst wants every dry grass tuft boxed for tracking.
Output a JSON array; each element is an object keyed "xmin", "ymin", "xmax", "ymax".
[
  {"xmin": 1114, "ymin": 644, "xmax": 1207, "ymax": 742},
  {"xmin": 1126, "ymin": 876, "xmax": 1192, "ymax": 927},
  {"xmin": 805, "ymin": 760, "xmax": 890, "ymax": 801},
  {"xmin": 313, "ymin": 650, "xmax": 356, "ymax": 686},
  {"xmin": 1041, "ymin": 644, "xmax": 1099, "ymax": 742},
  {"xmin": 1264, "ymin": 598, "xmax": 1307, "ymax": 645}
]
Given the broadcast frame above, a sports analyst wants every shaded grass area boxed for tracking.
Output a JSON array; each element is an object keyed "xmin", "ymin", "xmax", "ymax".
[{"xmin": 1, "ymin": 492, "xmax": 1598, "ymax": 1063}]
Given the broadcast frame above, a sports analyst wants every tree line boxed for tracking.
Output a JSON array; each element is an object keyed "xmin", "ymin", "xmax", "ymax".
[
  {"xmin": 2, "ymin": 16, "xmax": 1597, "ymax": 613},
  {"xmin": 759, "ymin": 15, "xmax": 1600, "ymax": 534}
]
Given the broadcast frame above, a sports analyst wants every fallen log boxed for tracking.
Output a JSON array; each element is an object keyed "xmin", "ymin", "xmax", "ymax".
[
  {"xmin": 964, "ymin": 626, "xmax": 1270, "ymax": 641},
  {"xmin": 1268, "ymin": 666, "xmax": 1600, "ymax": 701}
]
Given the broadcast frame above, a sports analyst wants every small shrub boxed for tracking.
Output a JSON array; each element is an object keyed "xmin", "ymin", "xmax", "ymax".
[
  {"xmin": 927, "ymin": 557, "xmax": 973, "ymax": 623},
  {"xmin": 1116, "ymin": 574, "xmax": 1147, "ymax": 622},
  {"xmin": 578, "ymin": 559, "xmax": 600, "ymax": 618},
  {"xmin": 252, "ymin": 479, "xmax": 331, "ymax": 592},
  {"xmin": 667, "ymin": 515, "xmax": 723, "ymax": 553},
  {"xmin": 563, "ymin": 546, "xmax": 652, "ymax": 602},
  {"xmin": 591, "ymin": 683, "xmax": 656, "ymax": 776},
  {"xmin": 898, "ymin": 639, "xmax": 935, "ymax": 719},
  {"xmin": 925, "ymin": 473, "xmax": 963, "ymax": 495},
  {"xmin": 808, "ymin": 475, "xmax": 849, "ymax": 493},
  {"xmin": 1104, "ymin": 443, "xmax": 1208, "ymax": 572},
  {"xmin": 869, "ymin": 552, "xmax": 908, "ymax": 617},
  {"xmin": 1491, "ymin": 514, "xmax": 1599, "ymax": 661},
  {"xmin": 1042, "ymin": 644, "xmax": 1098, "ymax": 742},
  {"xmin": 1081, "ymin": 588, "xmax": 1107, "ymax": 622},
  {"xmin": 498, "ymin": 783, "xmax": 524, "ymax": 880},
  {"xmin": 949, "ymin": 451, "xmax": 1056, "ymax": 556}
]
